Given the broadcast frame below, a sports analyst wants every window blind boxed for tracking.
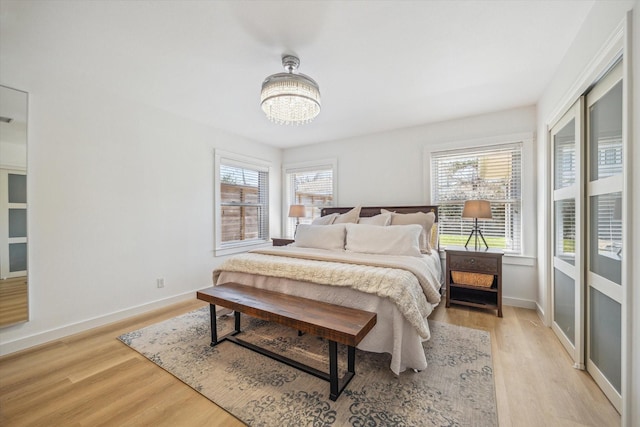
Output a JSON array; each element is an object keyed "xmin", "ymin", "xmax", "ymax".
[
  {"xmin": 219, "ymin": 163, "xmax": 269, "ymax": 244},
  {"xmin": 284, "ymin": 166, "xmax": 334, "ymax": 237},
  {"xmin": 432, "ymin": 143, "xmax": 522, "ymax": 253}
]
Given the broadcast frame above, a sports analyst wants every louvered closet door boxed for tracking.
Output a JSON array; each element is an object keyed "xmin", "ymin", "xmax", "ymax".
[
  {"xmin": 586, "ymin": 60, "xmax": 623, "ymax": 412},
  {"xmin": 550, "ymin": 99, "xmax": 584, "ymax": 368}
]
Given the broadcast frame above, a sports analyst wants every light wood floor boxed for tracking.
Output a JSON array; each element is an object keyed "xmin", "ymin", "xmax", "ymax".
[
  {"xmin": 0, "ymin": 300, "xmax": 620, "ymax": 426},
  {"xmin": 0, "ymin": 277, "xmax": 28, "ymax": 328}
]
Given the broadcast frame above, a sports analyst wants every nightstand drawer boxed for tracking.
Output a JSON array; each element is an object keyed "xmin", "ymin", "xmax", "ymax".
[{"xmin": 448, "ymin": 254, "xmax": 498, "ymax": 274}]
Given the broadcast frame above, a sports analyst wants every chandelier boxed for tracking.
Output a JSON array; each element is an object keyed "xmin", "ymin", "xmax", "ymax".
[{"xmin": 260, "ymin": 55, "xmax": 321, "ymax": 125}]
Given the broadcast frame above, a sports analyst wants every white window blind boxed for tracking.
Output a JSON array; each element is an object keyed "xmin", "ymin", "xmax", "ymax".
[
  {"xmin": 284, "ymin": 164, "xmax": 335, "ymax": 238},
  {"xmin": 431, "ymin": 143, "xmax": 522, "ymax": 253},
  {"xmin": 215, "ymin": 153, "xmax": 269, "ymax": 253}
]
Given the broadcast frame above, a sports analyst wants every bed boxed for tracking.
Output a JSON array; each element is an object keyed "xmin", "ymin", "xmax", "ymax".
[{"xmin": 212, "ymin": 205, "xmax": 443, "ymax": 375}]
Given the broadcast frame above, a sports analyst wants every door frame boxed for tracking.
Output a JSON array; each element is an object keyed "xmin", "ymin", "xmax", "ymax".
[{"xmin": 549, "ymin": 98, "xmax": 585, "ymax": 369}]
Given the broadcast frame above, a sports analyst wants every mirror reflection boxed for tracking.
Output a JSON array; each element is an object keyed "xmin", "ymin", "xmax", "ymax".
[{"xmin": 0, "ymin": 85, "xmax": 28, "ymax": 327}]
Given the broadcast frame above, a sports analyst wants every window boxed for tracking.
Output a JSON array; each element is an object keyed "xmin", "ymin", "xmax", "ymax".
[
  {"xmin": 215, "ymin": 151, "xmax": 270, "ymax": 256},
  {"xmin": 431, "ymin": 143, "xmax": 522, "ymax": 254},
  {"xmin": 283, "ymin": 160, "xmax": 337, "ymax": 237}
]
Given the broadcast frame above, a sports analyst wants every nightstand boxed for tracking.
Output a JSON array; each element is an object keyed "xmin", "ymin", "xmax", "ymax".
[
  {"xmin": 272, "ymin": 238, "xmax": 295, "ymax": 246},
  {"xmin": 445, "ymin": 246, "xmax": 503, "ymax": 317}
]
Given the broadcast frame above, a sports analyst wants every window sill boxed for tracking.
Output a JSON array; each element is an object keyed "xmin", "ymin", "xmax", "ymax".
[{"xmin": 215, "ymin": 240, "xmax": 271, "ymax": 257}]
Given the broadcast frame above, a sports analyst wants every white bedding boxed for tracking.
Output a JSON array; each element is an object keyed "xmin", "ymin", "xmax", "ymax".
[{"xmin": 212, "ymin": 246, "xmax": 443, "ymax": 375}]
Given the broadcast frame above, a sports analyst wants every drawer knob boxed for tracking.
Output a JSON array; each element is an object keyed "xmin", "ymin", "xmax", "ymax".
[{"xmin": 469, "ymin": 258, "xmax": 475, "ymax": 263}]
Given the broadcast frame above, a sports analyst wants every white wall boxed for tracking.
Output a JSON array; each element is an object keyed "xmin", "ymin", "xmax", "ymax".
[
  {"xmin": 284, "ymin": 106, "xmax": 538, "ymax": 307},
  {"xmin": 536, "ymin": 1, "xmax": 639, "ymax": 424},
  {"xmin": 0, "ymin": 76, "xmax": 281, "ymax": 355}
]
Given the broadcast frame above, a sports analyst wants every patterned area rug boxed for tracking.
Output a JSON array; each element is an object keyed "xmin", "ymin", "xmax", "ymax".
[{"xmin": 119, "ymin": 307, "xmax": 497, "ymax": 426}]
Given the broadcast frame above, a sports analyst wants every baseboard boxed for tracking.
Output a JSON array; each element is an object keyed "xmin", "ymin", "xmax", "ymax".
[
  {"xmin": 535, "ymin": 302, "xmax": 549, "ymax": 326},
  {"xmin": 0, "ymin": 290, "xmax": 196, "ymax": 357},
  {"xmin": 503, "ymin": 296, "xmax": 537, "ymax": 310}
]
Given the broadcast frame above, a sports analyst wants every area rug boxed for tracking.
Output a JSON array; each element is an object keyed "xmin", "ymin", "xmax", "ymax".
[{"xmin": 119, "ymin": 307, "xmax": 497, "ymax": 426}]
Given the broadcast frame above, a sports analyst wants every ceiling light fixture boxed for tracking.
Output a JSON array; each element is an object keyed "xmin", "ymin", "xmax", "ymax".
[{"xmin": 260, "ymin": 55, "xmax": 320, "ymax": 126}]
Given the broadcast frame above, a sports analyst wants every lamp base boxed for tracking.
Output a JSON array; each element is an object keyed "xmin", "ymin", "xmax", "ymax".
[
  {"xmin": 464, "ymin": 219, "xmax": 489, "ymax": 249},
  {"xmin": 293, "ymin": 218, "xmax": 300, "ymax": 237}
]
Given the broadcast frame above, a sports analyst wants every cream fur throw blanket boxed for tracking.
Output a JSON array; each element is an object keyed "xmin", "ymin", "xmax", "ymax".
[{"xmin": 212, "ymin": 247, "xmax": 442, "ymax": 338}]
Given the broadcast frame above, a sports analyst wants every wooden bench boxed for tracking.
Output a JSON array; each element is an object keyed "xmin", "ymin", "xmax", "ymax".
[{"xmin": 197, "ymin": 283, "xmax": 377, "ymax": 401}]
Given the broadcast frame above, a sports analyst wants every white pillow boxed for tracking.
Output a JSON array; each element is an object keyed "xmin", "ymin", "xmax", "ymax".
[
  {"xmin": 312, "ymin": 213, "xmax": 338, "ymax": 225},
  {"xmin": 292, "ymin": 224, "xmax": 346, "ymax": 251},
  {"xmin": 345, "ymin": 223, "xmax": 422, "ymax": 257},
  {"xmin": 358, "ymin": 212, "xmax": 392, "ymax": 226},
  {"xmin": 381, "ymin": 210, "xmax": 435, "ymax": 254},
  {"xmin": 333, "ymin": 205, "xmax": 362, "ymax": 224}
]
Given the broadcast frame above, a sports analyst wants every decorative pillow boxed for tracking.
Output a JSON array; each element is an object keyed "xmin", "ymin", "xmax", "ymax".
[
  {"xmin": 381, "ymin": 210, "xmax": 436, "ymax": 254},
  {"xmin": 358, "ymin": 212, "xmax": 392, "ymax": 226},
  {"xmin": 333, "ymin": 205, "xmax": 362, "ymax": 224},
  {"xmin": 292, "ymin": 224, "xmax": 346, "ymax": 251},
  {"xmin": 312, "ymin": 213, "xmax": 338, "ymax": 225},
  {"xmin": 429, "ymin": 222, "xmax": 439, "ymax": 251},
  {"xmin": 345, "ymin": 224, "xmax": 422, "ymax": 257}
]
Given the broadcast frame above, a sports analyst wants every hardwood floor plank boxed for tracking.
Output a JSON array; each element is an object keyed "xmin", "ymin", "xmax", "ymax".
[
  {"xmin": 0, "ymin": 298, "xmax": 620, "ymax": 426},
  {"xmin": 0, "ymin": 277, "xmax": 29, "ymax": 327}
]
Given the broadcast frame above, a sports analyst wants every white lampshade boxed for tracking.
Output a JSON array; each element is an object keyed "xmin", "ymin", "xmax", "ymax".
[
  {"xmin": 288, "ymin": 204, "xmax": 306, "ymax": 218},
  {"xmin": 462, "ymin": 200, "xmax": 492, "ymax": 220}
]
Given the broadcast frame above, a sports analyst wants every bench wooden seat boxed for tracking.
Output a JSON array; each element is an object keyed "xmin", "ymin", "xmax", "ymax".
[{"xmin": 197, "ymin": 283, "xmax": 377, "ymax": 401}]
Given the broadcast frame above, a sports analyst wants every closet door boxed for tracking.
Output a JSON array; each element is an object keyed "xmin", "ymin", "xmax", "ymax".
[
  {"xmin": 586, "ymin": 60, "xmax": 623, "ymax": 411},
  {"xmin": 550, "ymin": 99, "xmax": 584, "ymax": 367},
  {"xmin": 0, "ymin": 169, "xmax": 27, "ymax": 278}
]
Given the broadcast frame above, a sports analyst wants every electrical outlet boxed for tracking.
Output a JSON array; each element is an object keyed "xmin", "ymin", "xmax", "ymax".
[{"xmin": 156, "ymin": 278, "xmax": 165, "ymax": 288}]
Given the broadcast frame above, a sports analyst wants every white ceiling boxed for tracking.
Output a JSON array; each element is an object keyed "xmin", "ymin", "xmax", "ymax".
[{"xmin": 0, "ymin": 0, "xmax": 594, "ymax": 148}]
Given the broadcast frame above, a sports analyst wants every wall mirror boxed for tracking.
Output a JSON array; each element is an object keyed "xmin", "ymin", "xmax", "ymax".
[{"xmin": 0, "ymin": 85, "xmax": 28, "ymax": 327}]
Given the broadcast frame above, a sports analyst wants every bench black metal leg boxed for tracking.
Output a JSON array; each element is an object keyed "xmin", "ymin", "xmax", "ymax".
[
  {"xmin": 209, "ymin": 304, "xmax": 218, "ymax": 345},
  {"xmin": 328, "ymin": 341, "xmax": 356, "ymax": 401},
  {"xmin": 347, "ymin": 345, "xmax": 355, "ymax": 374},
  {"xmin": 209, "ymin": 305, "xmax": 243, "ymax": 347},
  {"xmin": 207, "ymin": 306, "xmax": 357, "ymax": 401},
  {"xmin": 329, "ymin": 341, "xmax": 338, "ymax": 401},
  {"xmin": 234, "ymin": 310, "xmax": 241, "ymax": 333}
]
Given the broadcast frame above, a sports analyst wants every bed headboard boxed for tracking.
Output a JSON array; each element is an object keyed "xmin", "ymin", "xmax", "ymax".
[{"xmin": 321, "ymin": 205, "xmax": 438, "ymax": 223}]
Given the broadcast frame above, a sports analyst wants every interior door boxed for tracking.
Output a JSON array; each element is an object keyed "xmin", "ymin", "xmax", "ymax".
[
  {"xmin": 550, "ymin": 98, "xmax": 584, "ymax": 368},
  {"xmin": 585, "ymin": 60, "xmax": 623, "ymax": 412}
]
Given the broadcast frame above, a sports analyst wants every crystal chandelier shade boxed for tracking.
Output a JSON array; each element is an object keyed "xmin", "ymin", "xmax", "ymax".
[{"xmin": 261, "ymin": 55, "xmax": 321, "ymax": 125}]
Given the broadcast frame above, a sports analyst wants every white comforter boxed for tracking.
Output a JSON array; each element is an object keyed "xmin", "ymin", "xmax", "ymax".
[{"xmin": 212, "ymin": 246, "xmax": 443, "ymax": 375}]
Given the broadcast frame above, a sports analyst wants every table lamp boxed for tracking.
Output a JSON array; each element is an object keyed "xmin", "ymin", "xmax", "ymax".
[
  {"xmin": 288, "ymin": 204, "xmax": 306, "ymax": 236},
  {"xmin": 462, "ymin": 200, "xmax": 492, "ymax": 249}
]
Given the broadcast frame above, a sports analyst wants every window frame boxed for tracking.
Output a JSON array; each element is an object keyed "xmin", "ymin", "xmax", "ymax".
[
  {"xmin": 214, "ymin": 150, "xmax": 272, "ymax": 256},
  {"xmin": 426, "ymin": 133, "xmax": 534, "ymax": 259},
  {"xmin": 282, "ymin": 159, "xmax": 338, "ymax": 238}
]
